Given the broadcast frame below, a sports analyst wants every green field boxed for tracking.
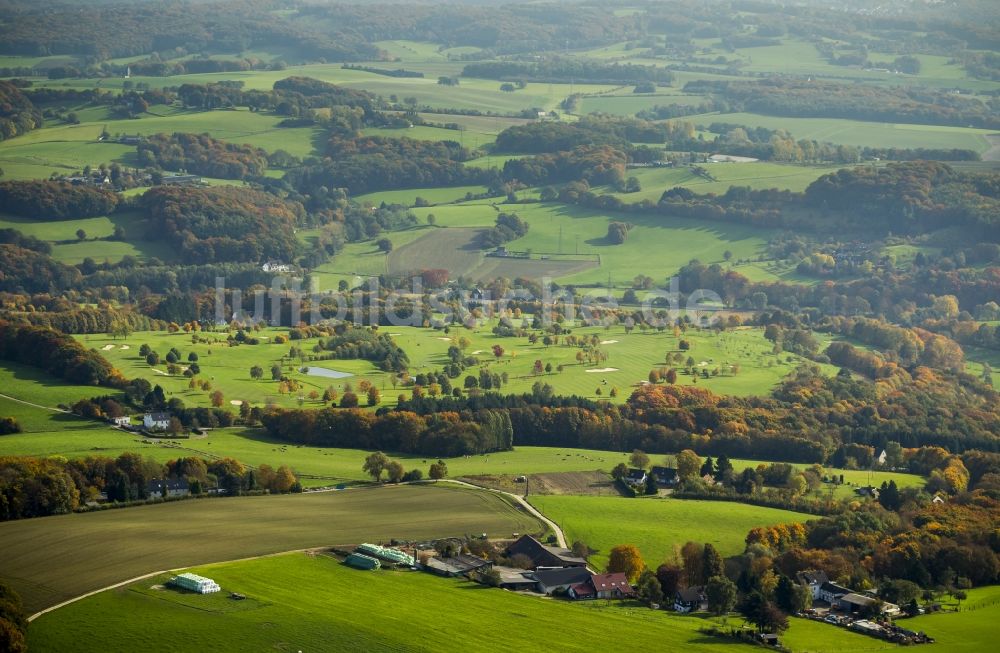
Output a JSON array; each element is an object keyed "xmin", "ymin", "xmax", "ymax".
[
  {"xmin": 594, "ymin": 162, "xmax": 844, "ymax": 203},
  {"xmin": 902, "ymin": 585, "xmax": 1000, "ymax": 652},
  {"xmin": 27, "ymin": 552, "xmax": 749, "ymax": 652},
  {"xmin": 0, "ymin": 106, "xmax": 322, "ymax": 181},
  {"xmin": 686, "ymin": 112, "xmax": 996, "ymax": 153},
  {"xmin": 0, "ymin": 483, "xmax": 542, "ymax": 613},
  {"xmin": 401, "ymin": 200, "xmax": 776, "ymax": 285},
  {"xmin": 0, "ymin": 210, "xmax": 175, "ymax": 263},
  {"xmin": 530, "ymin": 495, "xmax": 810, "ymax": 569}
]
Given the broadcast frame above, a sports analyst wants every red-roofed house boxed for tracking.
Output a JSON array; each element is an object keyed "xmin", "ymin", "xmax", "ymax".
[{"xmin": 568, "ymin": 572, "xmax": 635, "ymax": 600}]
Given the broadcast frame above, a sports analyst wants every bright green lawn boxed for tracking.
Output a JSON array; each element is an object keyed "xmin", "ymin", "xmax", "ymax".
[
  {"xmin": 27, "ymin": 552, "xmax": 749, "ymax": 652},
  {"xmin": 531, "ymin": 495, "xmax": 811, "ymax": 569}
]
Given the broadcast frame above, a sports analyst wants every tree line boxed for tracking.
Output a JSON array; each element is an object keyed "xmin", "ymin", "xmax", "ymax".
[{"xmin": 0, "ymin": 452, "xmax": 299, "ymax": 521}]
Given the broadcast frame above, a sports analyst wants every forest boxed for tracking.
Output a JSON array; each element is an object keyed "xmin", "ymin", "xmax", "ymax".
[
  {"xmin": 137, "ymin": 132, "xmax": 269, "ymax": 180},
  {"xmin": 140, "ymin": 185, "xmax": 302, "ymax": 265}
]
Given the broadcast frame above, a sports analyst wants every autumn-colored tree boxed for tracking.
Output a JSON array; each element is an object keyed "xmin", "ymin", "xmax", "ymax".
[
  {"xmin": 607, "ymin": 544, "xmax": 645, "ymax": 582},
  {"xmin": 677, "ymin": 449, "xmax": 702, "ymax": 481},
  {"xmin": 363, "ymin": 451, "xmax": 389, "ymax": 481}
]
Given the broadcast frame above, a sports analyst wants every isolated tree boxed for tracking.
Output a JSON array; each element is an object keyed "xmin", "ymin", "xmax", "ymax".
[
  {"xmin": 611, "ymin": 462, "xmax": 629, "ymax": 480},
  {"xmin": 366, "ymin": 386, "xmax": 381, "ymax": 406},
  {"xmin": 376, "ymin": 237, "xmax": 393, "ymax": 253},
  {"xmin": 209, "ymin": 390, "xmax": 224, "ymax": 407},
  {"xmin": 76, "ymin": 228, "xmax": 86, "ymax": 241},
  {"xmin": 146, "ymin": 352, "xmax": 160, "ymax": 366},
  {"xmin": 363, "ymin": 451, "xmax": 390, "ymax": 481},
  {"xmin": 270, "ymin": 364, "xmax": 282, "ymax": 381},
  {"xmin": 385, "ymin": 460, "xmax": 405, "ymax": 483},
  {"xmin": 676, "ymin": 449, "xmax": 701, "ymax": 481},
  {"xmin": 340, "ymin": 391, "xmax": 359, "ymax": 408},
  {"xmin": 636, "ymin": 569, "xmax": 663, "ymax": 605},
  {"xmin": 249, "ymin": 365, "xmax": 263, "ymax": 380},
  {"xmin": 629, "ymin": 449, "xmax": 650, "ymax": 470},
  {"xmin": 706, "ymin": 575, "xmax": 738, "ymax": 616},
  {"xmin": 607, "ymin": 544, "xmax": 644, "ymax": 582},
  {"xmin": 429, "ymin": 460, "xmax": 448, "ymax": 479},
  {"xmin": 665, "ymin": 368, "xmax": 678, "ymax": 384}
]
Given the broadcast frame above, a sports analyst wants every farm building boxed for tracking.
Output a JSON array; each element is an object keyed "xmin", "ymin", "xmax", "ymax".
[
  {"xmin": 625, "ymin": 468, "xmax": 648, "ymax": 488},
  {"xmin": 674, "ymin": 586, "xmax": 706, "ymax": 613},
  {"xmin": 345, "ymin": 553, "xmax": 381, "ymax": 570},
  {"xmin": 504, "ymin": 535, "xmax": 587, "ymax": 570},
  {"xmin": 796, "ymin": 570, "xmax": 829, "ymax": 600},
  {"xmin": 146, "ymin": 478, "xmax": 190, "ymax": 498},
  {"xmin": 143, "ymin": 412, "xmax": 171, "ymax": 430},
  {"xmin": 650, "ymin": 466, "xmax": 679, "ymax": 486},
  {"xmin": 168, "ymin": 573, "xmax": 220, "ymax": 594},
  {"xmin": 111, "ymin": 416, "xmax": 132, "ymax": 427},
  {"xmin": 532, "ymin": 567, "xmax": 592, "ymax": 595},
  {"xmin": 818, "ymin": 581, "xmax": 852, "ymax": 604},
  {"xmin": 356, "ymin": 543, "xmax": 414, "ymax": 566},
  {"xmin": 423, "ymin": 554, "xmax": 492, "ymax": 578},
  {"xmin": 494, "ymin": 566, "xmax": 538, "ymax": 591},
  {"xmin": 568, "ymin": 572, "xmax": 635, "ymax": 600}
]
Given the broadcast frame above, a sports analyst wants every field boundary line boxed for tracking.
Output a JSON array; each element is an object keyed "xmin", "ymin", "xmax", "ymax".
[{"xmin": 0, "ymin": 392, "xmax": 69, "ymax": 413}]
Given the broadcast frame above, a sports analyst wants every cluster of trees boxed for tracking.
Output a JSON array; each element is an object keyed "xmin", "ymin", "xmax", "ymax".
[
  {"xmin": 0, "ymin": 80, "xmax": 41, "ymax": 141},
  {"xmin": 0, "ymin": 452, "xmax": 299, "ymax": 521},
  {"xmin": 481, "ymin": 212, "xmax": 529, "ymax": 248},
  {"xmin": 315, "ymin": 326, "xmax": 410, "ymax": 373},
  {"xmin": 0, "ymin": 243, "xmax": 82, "ymax": 293},
  {"xmin": 0, "ymin": 180, "xmax": 119, "ymax": 220},
  {"xmin": 462, "ymin": 59, "xmax": 673, "ymax": 85},
  {"xmin": 804, "ymin": 162, "xmax": 1000, "ymax": 237},
  {"xmin": 141, "ymin": 185, "xmax": 301, "ymax": 264},
  {"xmin": 503, "ymin": 145, "xmax": 627, "ymax": 187},
  {"xmin": 393, "ymin": 358, "xmax": 999, "ymax": 459},
  {"xmin": 137, "ymin": 132, "xmax": 268, "ymax": 180},
  {"xmin": 361, "ymin": 451, "xmax": 449, "ymax": 483},
  {"xmin": 261, "ymin": 408, "xmax": 513, "ymax": 457},
  {"xmin": 0, "ymin": 321, "xmax": 123, "ymax": 386},
  {"xmin": 685, "ymin": 79, "xmax": 1000, "ymax": 130},
  {"xmin": 285, "ymin": 135, "xmax": 483, "ymax": 197},
  {"xmin": 0, "ymin": 580, "xmax": 26, "ymax": 653}
]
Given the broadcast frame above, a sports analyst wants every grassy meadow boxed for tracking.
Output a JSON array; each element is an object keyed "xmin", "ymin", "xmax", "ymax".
[
  {"xmin": 27, "ymin": 552, "xmax": 750, "ymax": 652},
  {"xmin": 530, "ymin": 495, "xmax": 810, "ymax": 569},
  {"xmin": 0, "ymin": 483, "xmax": 542, "ymax": 613}
]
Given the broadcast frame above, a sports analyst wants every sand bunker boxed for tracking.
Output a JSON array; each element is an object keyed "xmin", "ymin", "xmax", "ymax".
[
  {"xmin": 101, "ymin": 344, "xmax": 115, "ymax": 350},
  {"xmin": 230, "ymin": 400, "xmax": 243, "ymax": 406},
  {"xmin": 120, "ymin": 345, "xmax": 130, "ymax": 350},
  {"xmin": 600, "ymin": 339, "xmax": 619, "ymax": 345},
  {"xmin": 585, "ymin": 367, "xmax": 619, "ymax": 373}
]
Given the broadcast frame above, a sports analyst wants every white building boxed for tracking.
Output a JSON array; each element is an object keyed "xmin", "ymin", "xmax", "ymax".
[
  {"xmin": 262, "ymin": 260, "xmax": 291, "ymax": 273},
  {"xmin": 169, "ymin": 573, "xmax": 220, "ymax": 594},
  {"xmin": 112, "ymin": 416, "xmax": 132, "ymax": 427},
  {"xmin": 144, "ymin": 412, "xmax": 171, "ymax": 430}
]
